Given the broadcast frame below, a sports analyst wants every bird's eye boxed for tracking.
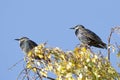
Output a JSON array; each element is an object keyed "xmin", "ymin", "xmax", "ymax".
[
  {"xmin": 80, "ymin": 25, "xmax": 84, "ymax": 28},
  {"xmin": 82, "ymin": 26, "xmax": 84, "ymax": 28}
]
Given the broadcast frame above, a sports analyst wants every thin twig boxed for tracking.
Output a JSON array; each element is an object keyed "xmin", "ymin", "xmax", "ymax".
[
  {"xmin": 36, "ymin": 69, "xmax": 43, "ymax": 80},
  {"xmin": 108, "ymin": 28, "xmax": 114, "ymax": 61},
  {"xmin": 25, "ymin": 68, "xmax": 30, "ymax": 80},
  {"xmin": 34, "ymin": 67, "xmax": 55, "ymax": 80},
  {"xmin": 44, "ymin": 76, "xmax": 55, "ymax": 80},
  {"xmin": 17, "ymin": 69, "xmax": 26, "ymax": 80},
  {"xmin": 8, "ymin": 58, "xmax": 24, "ymax": 70}
]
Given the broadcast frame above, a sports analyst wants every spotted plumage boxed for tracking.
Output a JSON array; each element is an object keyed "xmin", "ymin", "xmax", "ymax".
[
  {"xmin": 70, "ymin": 25, "xmax": 107, "ymax": 49},
  {"xmin": 15, "ymin": 37, "xmax": 38, "ymax": 53}
]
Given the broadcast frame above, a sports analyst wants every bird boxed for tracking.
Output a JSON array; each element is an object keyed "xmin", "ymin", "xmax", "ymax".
[
  {"xmin": 70, "ymin": 25, "xmax": 107, "ymax": 49},
  {"xmin": 15, "ymin": 37, "xmax": 38, "ymax": 54}
]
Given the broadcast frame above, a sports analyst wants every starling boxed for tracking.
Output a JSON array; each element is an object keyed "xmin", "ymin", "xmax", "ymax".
[
  {"xmin": 15, "ymin": 37, "xmax": 38, "ymax": 54},
  {"xmin": 70, "ymin": 25, "xmax": 107, "ymax": 49}
]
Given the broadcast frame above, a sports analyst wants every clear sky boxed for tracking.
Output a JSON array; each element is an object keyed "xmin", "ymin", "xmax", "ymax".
[{"xmin": 1, "ymin": 0, "xmax": 120, "ymax": 80}]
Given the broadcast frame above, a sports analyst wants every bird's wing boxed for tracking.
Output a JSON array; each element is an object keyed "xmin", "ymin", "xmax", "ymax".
[
  {"xmin": 28, "ymin": 40, "xmax": 38, "ymax": 48},
  {"xmin": 82, "ymin": 29, "xmax": 102, "ymax": 42}
]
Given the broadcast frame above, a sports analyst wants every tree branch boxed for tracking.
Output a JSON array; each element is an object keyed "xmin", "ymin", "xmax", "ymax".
[{"xmin": 108, "ymin": 28, "xmax": 114, "ymax": 60}]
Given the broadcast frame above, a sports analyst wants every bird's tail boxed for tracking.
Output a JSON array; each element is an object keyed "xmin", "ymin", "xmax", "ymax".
[{"xmin": 99, "ymin": 42, "xmax": 107, "ymax": 49}]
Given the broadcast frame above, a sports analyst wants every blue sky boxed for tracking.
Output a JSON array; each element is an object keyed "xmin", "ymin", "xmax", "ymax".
[{"xmin": 1, "ymin": 0, "xmax": 120, "ymax": 80}]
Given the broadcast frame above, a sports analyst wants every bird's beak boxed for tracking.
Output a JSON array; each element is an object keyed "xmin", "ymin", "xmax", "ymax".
[
  {"xmin": 15, "ymin": 39, "xmax": 20, "ymax": 41},
  {"xmin": 70, "ymin": 27, "xmax": 75, "ymax": 29}
]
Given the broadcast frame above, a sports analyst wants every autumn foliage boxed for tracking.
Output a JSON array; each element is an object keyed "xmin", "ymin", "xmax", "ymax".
[
  {"xmin": 17, "ymin": 43, "xmax": 120, "ymax": 80},
  {"xmin": 16, "ymin": 26, "xmax": 120, "ymax": 80}
]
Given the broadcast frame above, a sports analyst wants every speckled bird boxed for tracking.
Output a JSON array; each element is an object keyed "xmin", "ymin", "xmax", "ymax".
[
  {"xmin": 70, "ymin": 25, "xmax": 107, "ymax": 49},
  {"xmin": 15, "ymin": 37, "xmax": 38, "ymax": 54}
]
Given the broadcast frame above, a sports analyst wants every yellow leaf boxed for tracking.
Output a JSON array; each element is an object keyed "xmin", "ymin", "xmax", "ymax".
[
  {"xmin": 38, "ymin": 54, "xmax": 44, "ymax": 58},
  {"xmin": 66, "ymin": 73, "xmax": 72, "ymax": 78},
  {"xmin": 40, "ymin": 71, "xmax": 47, "ymax": 77},
  {"xmin": 27, "ymin": 51, "xmax": 32, "ymax": 57},
  {"xmin": 78, "ymin": 73, "xmax": 83, "ymax": 80},
  {"xmin": 66, "ymin": 62, "xmax": 72, "ymax": 70},
  {"xmin": 60, "ymin": 54, "xmax": 66, "ymax": 60},
  {"xmin": 117, "ymin": 51, "xmax": 120, "ymax": 58},
  {"xmin": 81, "ymin": 47, "xmax": 87, "ymax": 52},
  {"xmin": 74, "ymin": 47, "xmax": 80, "ymax": 54},
  {"xmin": 26, "ymin": 62, "xmax": 32, "ymax": 69},
  {"xmin": 32, "ymin": 67, "xmax": 37, "ymax": 72},
  {"xmin": 86, "ymin": 58, "xmax": 90, "ymax": 62}
]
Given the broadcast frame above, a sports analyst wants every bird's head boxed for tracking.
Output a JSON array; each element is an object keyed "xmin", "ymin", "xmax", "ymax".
[
  {"xmin": 15, "ymin": 37, "xmax": 29, "ymax": 42},
  {"xmin": 70, "ymin": 25, "xmax": 85, "ymax": 30}
]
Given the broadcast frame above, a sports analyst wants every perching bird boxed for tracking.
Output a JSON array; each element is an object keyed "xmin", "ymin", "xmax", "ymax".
[
  {"xmin": 15, "ymin": 37, "xmax": 38, "ymax": 54},
  {"xmin": 70, "ymin": 25, "xmax": 107, "ymax": 49}
]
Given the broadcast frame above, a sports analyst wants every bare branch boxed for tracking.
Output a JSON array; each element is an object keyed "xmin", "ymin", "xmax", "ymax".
[
  {"xmin": 8, "ymin": 58, "xmax": 24, "ymax": 70},
  {"xmin": 17, "ymin": 68, "xmax": 26, "ymax": 80},
  {"xmin": 36, "ymin": 69, "xmax": 43, "ymax": 80},
  {"xmin": 108, "ymin": 28, "xmax": 114, "ymax": 60}
]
